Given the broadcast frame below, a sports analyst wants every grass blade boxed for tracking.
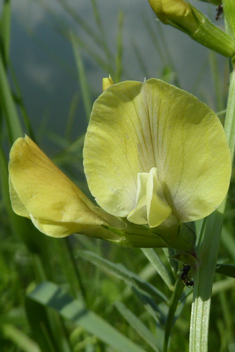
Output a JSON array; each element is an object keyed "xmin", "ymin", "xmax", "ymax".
[
  {"xmin": 77, "ymin": 250, "xmax": 168, "ymax": 302},
  {"xmin": 141, "ymin": 248, "xmax": 174, "ymax": 290},
  {"xmin": 131, "ymin": 40, "xmax": 151, "ymax": 77},
  {"xmin": 70, "ymin": 31, "xmax": 92, "ymax": 122},
  {"xmin": 163, "ymin": 279, "xmax": 185, "ymax": 352},
  {"xmin": 115, "ymin": 301, "xmax": 160, "ymax": 352},
  {"xmin": 25, "ymin": 297, "xmax": 58, "ymax": 352},
  {"xmin": 2, "ymin": 324, "xmax": 41, "ymax": 352},
  {"xmin": 0, "ymin": 0, "xmax": 11, "ymax": 65},
  {"xmin": 55, "ymin": 0, "xmax": 102, "ymax": 47},
  {"xmin": 0, "ymin": 52, "xmax": 23, "ymax": 142},
  {"xmin": 28, "ymin": 281, "xmax": 146, "ymax": 352},
  {"xmin": 221, "ymin": 227, "xmax": 235, "ymax": 262},
  {"xmin": 91, "ymin": 0, "xmax": 113, "ymax": 65},
  {"xmin": 216, "ymin": 264, "xmax": 235, "ymax": 278},
  {"xmin": 115, "ymin": 11, "xmax": 123, "ymax": 82}
]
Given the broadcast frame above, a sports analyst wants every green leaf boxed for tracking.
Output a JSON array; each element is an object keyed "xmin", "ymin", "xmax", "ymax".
[
  {"xmin": 70, "ymin": 31, "xmax": 92, "ymax": 122},
  {"xmin": 221, "ymin": 227, "xmax": 235, "ymax": 262},
  {"xmin": 0, "ymin": 0, "xmax": 11, "ymax": 64},
  {"xmin": 115, "ymin": 301, "xmax": 160, "ymax": 352},
  {"xmin": 0, "ymin": 51, "xmax": 23, "ymax": 143},
  {"xmin": 216, "ymin": 264, "xmax": 235, "ymax": 278},
  {"xmin": 141, "ymin": 248, "xmax": 174, "ymax": 290},
  {"xmin": 77, "ymin": 250, "xmax": 168, "ymax": 302},
  {"xmin": 132, "ymin": 287, "xmax": 166, "ymax": 325},
  {"xmin": 25, "ymin": 297, "xmax": 58, "ymax": 352},
  {"xmin": 115, "ymin": 11, "xmax": 123, "ymax": 82},
  {"xmin": 28, "ymin": 281, "xmax": 146, "ymax": 352},
  {"xmin": 1, "ymin": 324, "xmax": 41, "ymax": 352},
  {"xmin": 163, "ymin": 279, "xmax": 185, "ymax": 352},
  {"xmin": 91, "ymin": 0, "xmax": 113, "ymax": 65}
]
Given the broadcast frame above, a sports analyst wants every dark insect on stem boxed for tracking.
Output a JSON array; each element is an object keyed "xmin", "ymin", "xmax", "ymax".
[
  {"xmin": 216, "ymin": 4, "xmax": 223, "ymax": 21},
  {"xmin": 180, "ymin": 265, "xmax": 194, "ymax": 287}
]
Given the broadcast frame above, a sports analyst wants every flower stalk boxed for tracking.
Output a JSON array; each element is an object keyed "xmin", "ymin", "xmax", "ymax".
[
  {"xmin": 189, "ymin": 46, "xmax": 235, "ymax": 352},
  {"xmin": 223, "ymin": 0, "xmax": 235, "ymax": 38}
]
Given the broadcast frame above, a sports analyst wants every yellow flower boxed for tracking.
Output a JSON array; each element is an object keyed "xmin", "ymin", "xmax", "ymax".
[
  {"xmin": 9, "ymin": 79, "xmax": 231, "ymax": 251},
  {"xmin": 84, "ymin": 79, "xmax": 230, "ymax": 229}
]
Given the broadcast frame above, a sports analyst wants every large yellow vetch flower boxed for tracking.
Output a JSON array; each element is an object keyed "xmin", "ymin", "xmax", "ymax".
[
  {"xmin": 84, "ymin": 79, "xmax": 230, "ymax": 230},
  {"xmin": 8, "ymin": 78, "xmax": 231, "ymax": 251}
]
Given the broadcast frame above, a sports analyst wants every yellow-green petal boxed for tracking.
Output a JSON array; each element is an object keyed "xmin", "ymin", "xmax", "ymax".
[
  {"xmin": 127, "ymin": 167, "xmax": 172, "ymax": 227},
  {"xmin": 84, "ymin": 79, "xmax": 231, "ymax": 224},
  {"xmin": 9, "ymin": 136, "xmax": 124, "ymax": 238},
  {"xmin": 84, "ymin": 81, "xmax": 156, "ymax": 218},
  {"xmin": 102, "ymin": 75, "xmax": 114, "ymax": 91}
]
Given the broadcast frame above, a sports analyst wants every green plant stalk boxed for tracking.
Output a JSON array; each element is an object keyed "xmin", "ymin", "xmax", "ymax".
[
  {"xmin": 65, "ymin": 237, "xmax": 88, "ymax": 307},
  {"xmin": 189, "ymin": 58, "xmax": 235, "ymax": 352},
  {"xmin": 115, "ymin": 11, "xmax": 123, "ymax": 83},
  {"xmin": 70, "ymin": 31, "xmax": 92, "ymax": 122},
  {"xmin": 223, "ymin": 0, "xmax": 235, "ymax": 38},
  {"xmin": 163, "ymin": 278, "xmax": 185, "ymax": 352},
  {"xmin": 1, "ymin": 0, "xmax": 11, "ymax": 65},
  {"xmin": 91, "ymin": 0, "xmax": 114, "ymax": 68},
  {"xmin": 0, "ymin": 52, "xmax": 23, "ymax": 143}
]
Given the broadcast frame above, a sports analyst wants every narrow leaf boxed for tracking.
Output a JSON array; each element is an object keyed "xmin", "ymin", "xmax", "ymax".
[
  {"xmin": 0, "ymin": 52, "xmax": 23, "ymax": 142},
  {"xmin": 25, "ymin": 298, "xmax": 58, "ymax": 352},
  {"xmin": 115, "ymin": 301, "xmax": 160, "ymax": 352},
  {"xmin": 141, "ymin": 248, "xmax": 174, "ymax": 290},
  {"xmin": 28, "ymin": 281, "xmax": 146, "ymax": 352},
  {"xmin": 115, "ymin": 11, "xmax": 123, "ymax": 82},
  {"xmin": 164, "ymin": 279, "xmax": 185, "ymax": 352},
  {"xmin": 70, "ymin": 31, "xmax": 92, "ymax": 122},
  {"xmin": 216, "ymin": 263, "xmax": 235, "ymax": 278},
  {"xmin": 77, "ymin": 250, "xmax": 168, "ymax": 302},
  {"xmin": 1, "ymin": 0, "xmax": 11, "ymax": 64},
  {"xmin": 2, "ymin": 324, "xmax": 41, "ymax": 352}
]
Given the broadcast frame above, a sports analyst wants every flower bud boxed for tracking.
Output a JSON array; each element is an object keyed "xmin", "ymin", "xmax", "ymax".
[
  {"xmin": 148, "ymin": 0, "xmax": 235, "ymax": 57},
  {"xmin": 102, "ymin": 76, "xmax": 114, "ymax": 92}
]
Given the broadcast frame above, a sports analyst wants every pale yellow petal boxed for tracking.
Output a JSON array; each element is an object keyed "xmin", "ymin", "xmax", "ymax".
[
  {"xmin": 84, "ymin": 81, "xmax": 158, "ymax": 217},
  {"xmin": 127, "ymin": 173, "xmax": 148, "ymax": 225},
  {"xmin": 29, "ymin": 215, "xmax": 120, "ymax": 240},
  {"xmin": 9, "ymin": 178, "xmax": 30, "ymax": 217},
  {"xmin": 146, "ymin": 167, "xmax": 172, "ymax": 227},
  {"xmin": 102, "ymin": 76, "xmax": 114, "ymax": 91},
  {"xmin": 127, "ymin": 168, "xmax": 172, "ymax": 227},
  {"xmin": 140, "ymin": 79, "xmax": 231, "ymax": 221},
  {"xmin": 84, "ymin": 79, "xmax": 231, "ymax": 223},
  {"xmin": 9, "ymin": 136, "xmax": 124, "ymax": 238}
]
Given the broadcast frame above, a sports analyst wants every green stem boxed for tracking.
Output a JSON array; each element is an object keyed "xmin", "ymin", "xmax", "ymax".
[
  {"xmin": 224, "ymin": 58, "xmax": 235, "ymax": 161},
  {"xmin": 65, "ymin": 237, "xmax": 88, "ymax": 307},
  {"xmin": 164, "ymin": 278, "xmax": 185, "ymax": 352},
  {"xmin": 189, "ymin": 59, "xmax": 235, "ymax": 352}
]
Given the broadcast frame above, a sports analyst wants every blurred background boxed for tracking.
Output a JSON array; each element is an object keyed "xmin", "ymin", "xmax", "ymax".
[{"xmin": 9, "ymin": 0, "xmax": 228, "ymax": 146}]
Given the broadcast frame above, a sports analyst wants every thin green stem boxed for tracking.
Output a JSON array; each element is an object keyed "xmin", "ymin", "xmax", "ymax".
[
  {"xmin": 189, "ymin": 60, "xmax": 235, "ymax": 352},
  {"xmin": 163, "ymin": 278, "xmax": 184, "ymax": 352},
  {"xmin": 65, "ymin": 237, "xmax": 88, "ymax": 307},
  {"xmin": 224, "ymin": 60, "xmax": 235, "ymax": 161},
  {"xmin": 115, "ymin": 11, "xmax": 123, "ymax": 83}
]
